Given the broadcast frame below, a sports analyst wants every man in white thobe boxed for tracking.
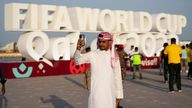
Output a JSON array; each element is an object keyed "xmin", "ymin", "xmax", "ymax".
[{"xmin": 74, "ymin": 32, "xmax": 123, "ymax": 108}]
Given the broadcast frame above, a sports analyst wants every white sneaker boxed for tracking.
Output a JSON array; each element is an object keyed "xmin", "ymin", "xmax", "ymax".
[
  {"xmin": 178, "ymin": 90, "xmax": 182, "ymax": 93},
  {"xmin": 168, "ymin": 91, "xmax": 175, "ymax": 94}
]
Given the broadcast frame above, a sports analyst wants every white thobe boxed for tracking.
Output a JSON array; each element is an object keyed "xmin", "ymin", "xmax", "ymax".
[{"xmin": 74, "ymin": 49, "xmax": 123, "ymax": 108}]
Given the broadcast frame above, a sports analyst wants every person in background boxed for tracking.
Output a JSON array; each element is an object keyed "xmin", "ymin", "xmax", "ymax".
[
  {"xmin": 131, "ymin": 47, "xmax": 143, "ymax": 79},
  {"xmin": 127, "ymin": 45, "xmax": 134, "ymax": 71},
  {"xmin": 181, "ymin": 45, "xmax": 188, "ymax": 73},
  {"xmin": 186, "ymin": 44, "xmax": 190, "ymax": 73},
  {"xmin": 21, "ymin": 57, "xmax": 26, "ymax": 61},
  {"xmin": 84, "ymin": 46, "xmax": 91, "ymax": 89},
  {"xmin": 187, "ymin": 42, "xmax": 192, "ymax": 79},
  {"xmin": 164, "ymin": 38, "xmax": 182, "ymax": 93},
  {"xmin": 79, "ymin": 34, "xmax": 86, "ymax": 54},
  {"xmin": 160, "ymin": 43, "xmax": 169, "ymax": 83},
  {"xmin": 116, "ymin": 44, "xmax": 128, "ymax": 80},
  {"xmin": 0, "ymin": 67, "xmax": 6, "ymax": 95},
  {"xmin": 74, "ymin": 32, "xmax": 123, "ymax": 108}
]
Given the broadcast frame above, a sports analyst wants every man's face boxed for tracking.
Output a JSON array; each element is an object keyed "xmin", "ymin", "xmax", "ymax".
[{"xmin": 97, "ymin": 39, "xmax": 111, "ymax": 51}]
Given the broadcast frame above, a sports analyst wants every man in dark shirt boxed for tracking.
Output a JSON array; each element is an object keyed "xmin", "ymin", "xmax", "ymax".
[{"xmin": 160, "ymin": 43, "xmax": 169, "ymax": 83}]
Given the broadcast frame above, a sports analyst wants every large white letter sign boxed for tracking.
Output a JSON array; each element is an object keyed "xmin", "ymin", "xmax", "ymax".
[
  {"xmin": 167, "ymin": 15, "xmax": 177, "ymax": 33},
  {"xmin": 5, "ymin": 3, "xmax": 187, "ymax": 34},
  {"xmin": 114, "ymin": 10, "xmax": 128, "ymax": 32},
  {"xmin": 4, "ymin": 3, "xmax": 34, "ymax": 30},
  {"xmin": 65, "ymin": 32, "xmax": 80, "ymax": 57},
  {"xmin": 69, "ymin": 7, "xmax": 100, "ymax": 31},
  {"xmin": 22, "ymin": 4, "xmax": 38, "ymax": 29},
  {"xmin": 17, "ymin": 31, "xmax": 53, "ymax": 66},
  {"xmin": 38, "ymin": 5, "xmax": 56, "ymax": 30},
  {"xmin": 98, "ymin": 9, "xmax": 116, "ymax": 31},
  {"xmin": 139, "ymin": 33, "xmax": 156, "ymax": 57},
  {"xmin": 137, "ymin": 12, "xmax": 152, "ymax": 33},
  {"xmin": 49, "ymin": 6, "xmax": 72, "ymax": 30},
  {"xmin": 44, "ymin": 37, "xmax": 70, "ymax": 60},
  {"xmin": 126, "ymin": 11, "xmax": 139, "ymax": 32},
  {"xmin": 87, "ymin": 8, "xmax": 100, "ymax": 31},
  {"xmin": 176, "ymin": 15, "xmax": 187, "ymax": 34},
  {"xmin": 154, "ymin": 33, "xmax": 167, "ymax": 56},
  {"xmin": 119, "ymin": 33, "xmax": 139, "ymax": 52},
  {"xmin": 4, "ymin": 3, "xmax": 188, "ymax": 60},
  {"xmin": 152, "ymin": 13, "xmax": 167, "ymax": 33}
]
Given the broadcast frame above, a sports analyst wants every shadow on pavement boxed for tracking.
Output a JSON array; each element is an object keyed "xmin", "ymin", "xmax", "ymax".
[
  {"xmin": 181, "ymin": 83, "xmax": 192, "ymax": 89},
  {"xmin": 142, "ymin": 70, "xmax": 192, "ymax": 89},
  {"xmin": 143, "ymin": 70, "xmax": 161, "ymax": 76},
  {"xmin": 0, "ymin": 95, "xmax": 8, "ymax": 108},
  {"xmin": 126, "ymin": 74, "xmax": 167, "ymax": 92},
  {"xmin": 64, "ymin": 76, "xmax": 84, "ymax": 88},
  {"xmin": 143, "ymin": 76, "xmax": 164, "ymax": 84},
  {"xmin": 126, "ymin": 73, "xmax": 164, "ymax": 84},
  {"xmin": 126, "ymin": 79, "xmax": 168, "ymax": 92},
  {"xmin": 144, "ymin": 76, "xmax": 192, "ymax": 89},
  {"xmin": 40, "ymin": 95, "xmax": 74, "ymax": 108}
]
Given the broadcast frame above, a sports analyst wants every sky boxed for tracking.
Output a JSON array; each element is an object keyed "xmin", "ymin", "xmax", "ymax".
[{"xmin": 0, "ymin": 0, "xmax": 192, "ymax": 46}]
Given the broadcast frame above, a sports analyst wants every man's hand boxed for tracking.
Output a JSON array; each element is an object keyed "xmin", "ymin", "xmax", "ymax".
[{"xmin": 77, "ymin": 38, "xmax": 84, "ymax": 50}]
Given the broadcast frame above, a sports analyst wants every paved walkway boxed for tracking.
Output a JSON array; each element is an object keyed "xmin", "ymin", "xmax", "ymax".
[{"xmin": 1, "ymin": 69, "xmax": 192, "ymax": 108}]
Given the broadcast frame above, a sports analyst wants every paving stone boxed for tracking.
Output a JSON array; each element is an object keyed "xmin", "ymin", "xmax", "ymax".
[{"xmin": 0, "ymin": 69, "xmax": 192, "ymax": 108}]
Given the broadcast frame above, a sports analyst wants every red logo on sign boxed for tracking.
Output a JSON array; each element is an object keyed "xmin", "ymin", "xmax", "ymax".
[{"xmin": 69, "ymin": 59, "xmax": 85, "ymax": 74}]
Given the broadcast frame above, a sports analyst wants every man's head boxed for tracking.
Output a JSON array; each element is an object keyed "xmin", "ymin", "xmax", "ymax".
[
  {"xmin": 97, "ymin": 32, "xmax": 113, "ymax": 51},
  {"xmin": 118, "ymin": 44, "xmax": 124, "ymax": 49},
  {"xmin": 135, "ymin": 47, "xmax": 138, "ymax": 52},
  {"xmin": 131, "ymin": 45, "xmax": 134, "ymax": 50},
  {"xmin": 189, "ymin": 42, "xmax": 192, "ymax": 48},
  {"xmin": 186, "ymin": 44, "xmax": 189, "ymax": 48},
  {"xmin": 163, "ymin": 43, "xmax": 168, "ymax": 48},
  {"xmin": 171, "ymin": 38, "xmax": 176, "ymax": 44},
  {"xmin": 181, "ymin": 45, "xmax": 185, "ymax": 49}
]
